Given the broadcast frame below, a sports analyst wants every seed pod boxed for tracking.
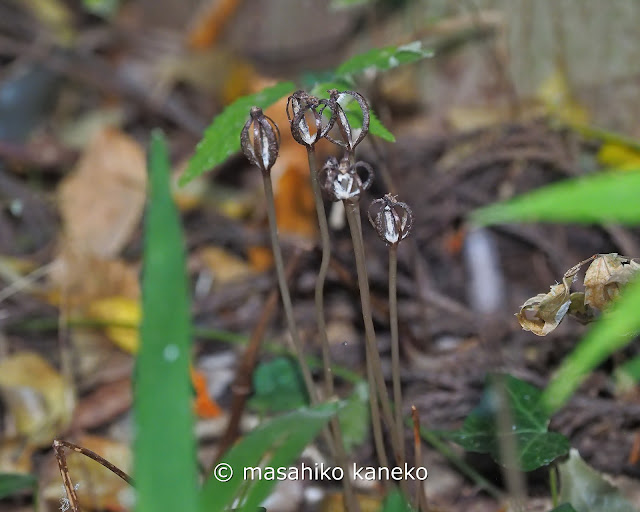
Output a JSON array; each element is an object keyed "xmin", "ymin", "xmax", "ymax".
[
  {"xmin": 320, "ymin": 156, "xmax": 374, "ymax": 202},
  {"xmin": 240, "ymin": 106, "xmax": 280, "ymax": 174},
  {"xmin": 324, "ymin": 89, "xmax": 370, "ymax": 152},
  {"xmin": 368, "ymin": 194, "xmax": 413, "ymax": 245},
  {"xmin": 286, "ymin": 90, "xmax": 333, "ymax": 148}
]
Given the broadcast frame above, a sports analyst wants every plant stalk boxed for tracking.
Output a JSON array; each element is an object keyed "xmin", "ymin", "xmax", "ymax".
[
  {"xmin": 344, "ymin": 199, "xmax": 400, "ymax": 461},
  {"xmin": 389, "ymin": 244, "xmax": 406, "ymax": 465},
  {"xmin": 262, "ymin": 174, "xmax": 318, "ymax": 404}
]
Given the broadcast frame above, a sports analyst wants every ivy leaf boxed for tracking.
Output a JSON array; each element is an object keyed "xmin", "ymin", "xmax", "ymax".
[
  {"xmin": 558, "ymin": 449, "xmax": 639, "ymax": 512},
  {"xmin": 336, "ymin": 41, "xmax": 434, "ymax": 78},
  {"xmin": 470, "ymin": 171, "xmax": 640, "ymax": 226},
  {"xmin": 442, "ymin": 374, "xmax": 569, "ymax": 471},
  {"xmin": 249, "ymin": 357, "xmax": 308, "ymax": 414},
  {"xmin": 180, "ymin": 81, "xmax": 295, "ymax": 185}
]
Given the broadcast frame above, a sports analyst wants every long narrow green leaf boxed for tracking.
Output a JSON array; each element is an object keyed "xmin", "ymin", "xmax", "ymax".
[
  {"xmin": 200, "ymin": 403, "xmax": 340, "ymax": 512},
  {"xmin": 471, "ymin": 171, "xmax": 640, "ymax": 226},
  {"xmin": 542, "ymin": 276, "xmax": 640, "ymax": 413},
  {"xmin": 180, "ymin": 82, "xmax": 295, "ymax": 185},
  {"xmin": 0, "ymin": 473, "xmax": 37, "ymax": 499},
  {"xmin": 135, "ymin": 131, "xmax": 198, "ymax": 512}
]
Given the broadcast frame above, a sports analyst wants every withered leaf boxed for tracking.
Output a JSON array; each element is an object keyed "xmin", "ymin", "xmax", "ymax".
[
  {"xmin": 584, "ymin": 253, "xmax": 640, "ymax": 311},
  {"xmin": 516, "ymin": 264, "xmax": 581, "ymax": 336},
  {"xmin": 567, "ymin": 292, "xmax": 599, "ymax": 325}
]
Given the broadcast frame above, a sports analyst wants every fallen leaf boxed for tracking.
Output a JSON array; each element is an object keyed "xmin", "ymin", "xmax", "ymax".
[
  {"xmin": 191, "ymin": 368, "xmax": 222, "ymax": 419},
  {"xmin": 516, "ymin": 264, "xmax": 580, "ymax": 336},
  {"xmin": 598, "ymin": 142, "xmax": 640, "ymax": 171},
  {"xmin": 584, "ymin": 253, "xmax": 640, "ymax": 311},
  {"xmin": 0, "ymin": 352, "xmax": 75, "ymax": 448},
  {"xmin": 536, "ymin": 69, "xmax": 590, "ymax": 127},
  {"xmin": 274, "ymin": 164, "xmax": 317, "ymax": 239},
  {"xmin": 195, "ymin": 246, "xmax": 254, "ymax": 287},
  {"xmin": 57, "ymin": 128, "xmax": 146, "ymax": 259},
  {"xmin": 86, "ymin": 296, "xmax": 140, "ymax": 354}
]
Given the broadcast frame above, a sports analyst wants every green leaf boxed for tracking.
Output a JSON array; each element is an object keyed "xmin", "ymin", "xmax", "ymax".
[
  {"xmin": 135, "ymin": 131, "xmax": 198, "ymax": 512},
  {"xmin": 337, "ymin": 380, "xmax": 370, "ymax": 452},
  {"xmin": 471, "ymin": 171, "xmax": 640, "ymax": 226},
  {"xmin": 542, "ymin": 276, "xmax": 640, "ymax": 413},
  {"xmin": 379, "ymin": 488, "xmax": 414, "ymax": 511},
  {"xmin": 180, "ymin": 81, "xmax": 295, "ymax": 185},
  {"xmin": 443, "ymin": 374, "xmax": 569, "ymax": 471},
  {"xmin": 549, "ymin": 505, "xmax": 578, "ymax": 512},
  {"xmin": 0, "ymin": 473, "xmax": 37, "ymax": 499},
  {"xmin": 248, "ymin": 357, "xmax": 308, "ymax": 414},
  {"xmin": 330, "ymin": 0, "xmax": 373, "ymax": 10},
  {"xmin": 200, "ymin": 403, "xmax": 341, "ymax": 512},
  {"xmin": 558, "ymin": 449, "xmax": 639, "ymax": 512},
  {"xmin": 336, "ymin": 41, "xmax": 434, "ymax": 78}
]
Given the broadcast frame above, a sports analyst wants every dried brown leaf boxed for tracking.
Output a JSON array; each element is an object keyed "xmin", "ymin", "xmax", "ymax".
[
  {"xmin": 584, "ymin": 253, "xmax": 640, "ymax": 311},
  {"xmin": 57, "ymin": 128, "xmax": 146, "ymax": 259},
  {"xmin": 516, "ymin": 263, "xmax": 582, "ymax": 336}
]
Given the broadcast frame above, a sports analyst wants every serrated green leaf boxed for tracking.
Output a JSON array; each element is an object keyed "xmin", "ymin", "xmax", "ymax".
[
  {"xmin": 549, "ymin": 504, "xmax": 578, "ymax": 512},
  {"xmin": 249, "ymin": 357, "xmax": 308, "ymax": 414},
  {"xmin": 135, "ymin": 131, "xmax": 198, "ymax": 512},
  {"xmin": 471, "ymin": 171, "xmax": 640, "ymax": 226},
  {"xmin": 379, "ymin": 488, "xmax": 414, "ymax": 511},
  {"xmin": 0, "ymin": 473, "xmax": 37, "ymax": 499},
  {"xmin": 337, "ymin": 380, "xmax": 370, "ymax": 452},
  {"xmin": 336, "ymin": 41, "xmax": 434, "ymax": 77},
  {"xmin": 443, "ymin": 374, "xmax": 570, "ymax": 471},
  {"xmin": 558, "ymin": 449, "xmax": 639, "ymax": 512},
  {"xmin": 180, "ymin": 81, "xmax": 295, "ymax": 185},
  {"xmin": 542, "ymin": 275, "xmax": 640, "ymax": 413},
  {"xmin": 200, "ymin": 403, "xmax": 341, "ymax": 512}
]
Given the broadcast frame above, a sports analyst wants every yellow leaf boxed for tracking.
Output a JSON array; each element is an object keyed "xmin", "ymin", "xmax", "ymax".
[
  {"xmin": 196, "ymin": 246, "xmax": 254, "ymax": 287},
  {"xmin": 0, "ymin": 352, "xmax": 75, "ymax": 447},
  {"xmin": 597, "ymin": 142, "xmax": 640, "ymax": 171},
  {"xmin": 536, "ymin": 69, "xmax": 589, "ymax": 127},
  {"xmin": 86, "ymin": 296, "xmax": 141, "ymax": 354}
]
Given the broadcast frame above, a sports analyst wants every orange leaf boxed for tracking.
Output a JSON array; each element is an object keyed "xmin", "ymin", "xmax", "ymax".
[{"xmin": 190, "ymin": 367, "xmax": 222, "ymax": 418}]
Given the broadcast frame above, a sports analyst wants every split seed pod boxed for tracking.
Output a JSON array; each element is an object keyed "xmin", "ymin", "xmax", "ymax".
[
  {"xmin": 286, "ymin": 90, "xmax": 333, "ymax": 148},
  {"xmin": 324, "ymin": 89, "xmax": 370, "ymax": 152},
  {"xmin": 320, "ymin": 156, "xmax": 374, "ymax": 202},
  {"xmin": 368, "ymin": 194, "xmax": 413, "ymax": 246}
]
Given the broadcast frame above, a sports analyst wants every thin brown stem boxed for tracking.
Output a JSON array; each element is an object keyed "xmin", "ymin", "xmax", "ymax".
[
  {"xmin": 411, "ymin": 407, "xmax": 428, "ymax": 511},
  {"xmin": 306, "ymin": 148, "xmax": 334, "ymax": 399},
  {"xmin": 389, "ymin": 245, "xmax": 405, "ymax": 465},
  {"xmin": 262, "ymin": 175, "xmax": 318, "ymax": 404},
  {"xmin": 306, "ymin": 148, "xmax": 360, "ymax": 512},
  {"xmin": 344, "ymin": 200, "xmax": 400, "ymax": 460}
]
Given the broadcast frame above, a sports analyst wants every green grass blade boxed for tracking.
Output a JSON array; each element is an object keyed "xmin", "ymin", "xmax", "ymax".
[
  {"xmin": 471, "ymin": 171, "xmax": 640, "ymax": 226},
  {"xmin": 0, "ymin": 473, "xmax": 37, "ymax": 499},
  {"xmin": 135, "ymin": 130, "xmax": 198, "ymax": 512},
  {"xmin": 180, "ymin": 82, "xmax": 295, "ymax": 186},
  {"xmin": 200, "ymin": 403, "xmax": 340, "ymax": 512},
  {"xmin": 542, "ymin": 276, "xmax": 640, "ymax": 414}
]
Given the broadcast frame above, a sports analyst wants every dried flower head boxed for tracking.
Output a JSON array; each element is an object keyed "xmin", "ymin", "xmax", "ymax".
[
  {"xmin": 286, "ymin": 90, "xmax": 333, "ymax": 148},
  {"xmin": 320, "ymin": 155, "xmax": 374, "ymax": 202},
  {"xmin": 368, "ymin": 194, "xmax": 413, "ymax": 245},
  {"xmin": 240, "ymin": 106, "xmax": 280, "ymax": 174},
  {"xmin": 324, "ymin": 89, "xmax": 370, "ymax": 152}
]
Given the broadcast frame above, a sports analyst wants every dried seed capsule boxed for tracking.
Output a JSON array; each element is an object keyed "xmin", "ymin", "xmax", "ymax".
[
  {"xmin": 368, "ymin": 194, "xmax": 413, "ymax": 245},
  {"xmin": 324, "ymin": 89, "xmax": 370, "ymax": 152},
  {"xmin": 320, "ymin": 155, "xmax": 374, "ymax": 202},
  {"xmin": 240, "ymin": 106, "xmax": 280, "ymax": 174},
  {"xmin": 286, "ymin": 90, "xmax": 333, "ymax": 148}
]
